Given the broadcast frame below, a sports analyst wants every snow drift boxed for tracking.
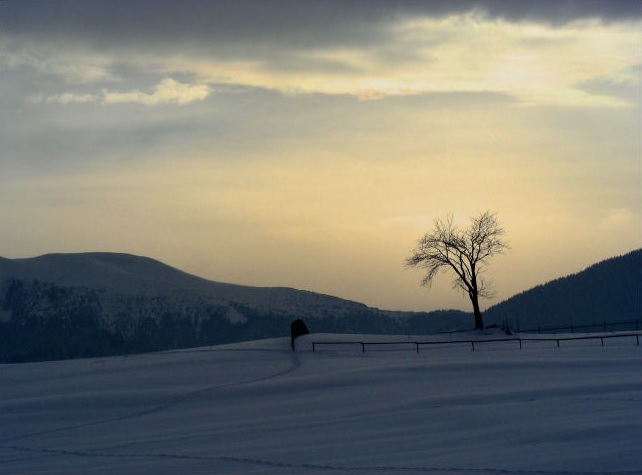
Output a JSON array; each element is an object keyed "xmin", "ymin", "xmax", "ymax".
[{"xmin": 1, "ymin": 331, "xmax": 640, "ymax": 474}]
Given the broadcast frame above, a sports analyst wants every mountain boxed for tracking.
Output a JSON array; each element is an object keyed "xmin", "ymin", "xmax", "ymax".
[
  {"xmin": 0, "ymin": 252, "xmax": 469, "ymax": 362},
  {"xmin": 484, "ymin": 249, "xmax": 641, "ymax": 332},
  {"xmin": 1, "ymin": 250, "xmax": 639, "ymax": 363},
  {"xmin": 0, "ymin": 252, "xmax": 375, "ymax": 312}
]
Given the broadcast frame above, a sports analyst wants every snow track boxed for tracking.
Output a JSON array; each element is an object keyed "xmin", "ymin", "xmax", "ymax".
[
  {"xmin": 1, "ymin": 347, "xmax": 300, "ymax": 445},
  {"xmin": 3, "ymin": 443, "xmax": 639, "ymax": 475}
]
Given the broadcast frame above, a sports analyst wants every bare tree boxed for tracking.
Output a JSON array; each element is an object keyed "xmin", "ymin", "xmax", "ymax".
[{"xmin": 405, "ymin": 211, "xmax": 509, "ymax": 330}]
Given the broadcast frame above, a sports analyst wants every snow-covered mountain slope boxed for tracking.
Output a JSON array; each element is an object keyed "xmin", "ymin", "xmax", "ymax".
[
  {"xmin": 0, "ymin": 252, "xmax": 367, "ymax": 310},
  {"xmin": 1, "ymin": 332, "xmax": 640, "ymax": 474}
]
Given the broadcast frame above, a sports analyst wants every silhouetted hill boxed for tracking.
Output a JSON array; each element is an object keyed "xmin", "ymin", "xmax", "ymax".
[{"xmin": 484, "ymin": 249, "xmax": 641, "ymax": 332}]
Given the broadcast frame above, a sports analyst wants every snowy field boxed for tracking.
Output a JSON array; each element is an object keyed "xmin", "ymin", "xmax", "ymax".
[{"xmin": 1, "ymin": 332, "xmax": 640, "ymax": 475}]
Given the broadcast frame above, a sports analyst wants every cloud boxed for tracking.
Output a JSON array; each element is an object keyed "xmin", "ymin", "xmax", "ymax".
[
  {"xmin": 41, "ymin": 78, "xmax": 210, "ymax": 106},
  {"xmin": 43, "ymin": 93, "xmax": 98, "ymax": 105},
  {"xmin": 3, "ymin": 1, "xmax": 639, "ymax": 49},
  {"xmin": 103, "ymin": 78, "xmax": 210, "ymax": 106},
  {"xmin": 156, "ymin": 15, "xmax": 638, "ymax": 107},
  {"xmin": 0, "ymin": 37, "xmax": 117, "ymax": 85},
  {"xmin": 3, "ymin": 2, "xmax": 639, "ymax": 107},
  {"xmin": 576, "ymin": 64, "xmax": 641, "ymax": 100},
  {"xmin": 426, "ymin": 0, "xmax": 641, "ymax": 24},
  {"xmin": 600, "ymin": 208, "xmax": 635, "ymax": 229}
]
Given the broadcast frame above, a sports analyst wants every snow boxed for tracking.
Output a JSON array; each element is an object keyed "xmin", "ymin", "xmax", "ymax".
[{"xmin": 1, "ymin": 332, "xmax": 640, "ymax": 474}]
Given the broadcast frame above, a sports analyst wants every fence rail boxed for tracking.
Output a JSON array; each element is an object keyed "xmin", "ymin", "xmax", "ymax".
[
  {"xmin": 311, "ymin": 332, "xmax": 641, "ymax": 353},
  {"xmin": 518, "ymin": 319, "xmax": 641, "ymax": 334},
  {"xmin": 438, "ymin": 319, "xmax": 641, "ymax": 336}
]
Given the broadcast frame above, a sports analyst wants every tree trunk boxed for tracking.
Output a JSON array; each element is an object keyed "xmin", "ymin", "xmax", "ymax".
[{"xmin": 470, "ymin": 292, "xmax": 484, "ymax": 330}]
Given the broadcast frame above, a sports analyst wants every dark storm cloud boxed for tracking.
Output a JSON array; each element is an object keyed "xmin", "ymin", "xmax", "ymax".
[
  {"xmin": 3, "ymin": 1, "xmax": 639, "ymax": 55},
  {"xmin": 401, "ymin": 0, "xmax": 640, "ymax": 23},
  {"xmin": 1, "ymin": 1, "xmax": 391, "ymax": 55}
]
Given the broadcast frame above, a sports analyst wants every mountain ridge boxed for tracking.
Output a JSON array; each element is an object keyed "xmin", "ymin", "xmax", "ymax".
[
  {"xmin": 0, "ymin": 251, "xmax": 372, "ymax": 317},
  {"xmin": 1, "ymin": 249, "xmax": 639, "ymax": 362}
]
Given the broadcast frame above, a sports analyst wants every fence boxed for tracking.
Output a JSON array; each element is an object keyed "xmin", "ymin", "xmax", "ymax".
[
  {"xmin": 311, "ymin": 332, "xmax": 641, "ymax": 353},
  {"xmin": 517, "ymin": 319, "xmax": 640, "ymax": 334},
  {"xmin": 438, "ymin": 319, "xmax": 641, "ymax": 336}
]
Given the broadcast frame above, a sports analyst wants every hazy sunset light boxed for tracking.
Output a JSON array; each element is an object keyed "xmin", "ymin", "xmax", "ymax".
[{"xmin": 1, "ymin": 1, "xmax": 639, "ymax": 312}]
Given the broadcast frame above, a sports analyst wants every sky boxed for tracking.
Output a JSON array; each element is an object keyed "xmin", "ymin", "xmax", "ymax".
[{"xmin": 1, "ymin": 0, "xmax": 640, "ymax": 312}]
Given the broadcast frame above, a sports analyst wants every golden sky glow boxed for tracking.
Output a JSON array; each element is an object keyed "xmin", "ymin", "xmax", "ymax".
[{"xmin": 1, "ymin": 1, "xmax": 640, "ymax": 311}]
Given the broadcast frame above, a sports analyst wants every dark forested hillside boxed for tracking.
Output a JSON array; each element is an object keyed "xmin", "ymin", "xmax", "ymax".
[{"xmin": 484, "ymin": 249, "xmax": 641, "ymax": 332}]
